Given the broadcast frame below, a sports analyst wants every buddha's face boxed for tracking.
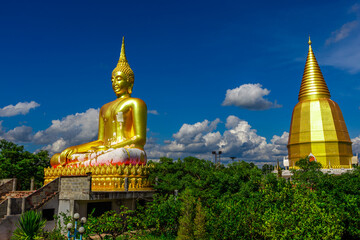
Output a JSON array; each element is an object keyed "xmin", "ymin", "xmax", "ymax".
[{"xmin": 112, "ymin": 72, "xmax": 131, "ymax": 97}]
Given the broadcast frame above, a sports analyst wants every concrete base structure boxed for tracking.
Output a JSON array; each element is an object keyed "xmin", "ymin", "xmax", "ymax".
[{"xmin": 0, "ymin": 176, "xmax": 154, "ymax": 239}]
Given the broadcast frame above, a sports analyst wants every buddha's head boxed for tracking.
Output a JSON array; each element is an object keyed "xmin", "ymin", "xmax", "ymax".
[{"xmin": 112, "ymin": 37, "xmax": 134, "ymax": 97}]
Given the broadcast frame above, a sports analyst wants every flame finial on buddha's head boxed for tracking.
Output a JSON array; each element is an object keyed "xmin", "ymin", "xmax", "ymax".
[{"xmin": 112, "ymin": 37, "xmax": 134, "ymax": 85}]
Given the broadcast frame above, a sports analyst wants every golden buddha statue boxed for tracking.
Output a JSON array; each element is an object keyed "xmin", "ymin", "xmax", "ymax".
[
  {"xmin": 50, "ymin": 37, "xmax": 147, "ymax": 168},
  {"xmin": 287, "ymin": 37, "xmax": 353, "ymax": 169}
]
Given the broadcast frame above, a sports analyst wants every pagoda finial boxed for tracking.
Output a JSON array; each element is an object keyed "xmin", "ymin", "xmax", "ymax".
[
  {"xmin": 308, "ymin": 35, "xmax": 312, "ymax": 46},
  {"xmin": 298, "ymin": 38, "xmax": 330, "ymax": 101}
]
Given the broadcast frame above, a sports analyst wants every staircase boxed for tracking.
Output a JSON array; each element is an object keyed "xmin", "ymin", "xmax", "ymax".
[
  {"xmin": 0, "ymin": 179, "xmax": 16, "ymax": 219},
  {"xmin": 0, "ymin": 178, "xmax": 59, "ymax": 219}
]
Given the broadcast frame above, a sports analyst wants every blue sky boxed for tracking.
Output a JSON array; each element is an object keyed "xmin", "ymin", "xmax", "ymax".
[{"xmin": 1, "ymin": 0, "xmax": 360, "ymax": 165}]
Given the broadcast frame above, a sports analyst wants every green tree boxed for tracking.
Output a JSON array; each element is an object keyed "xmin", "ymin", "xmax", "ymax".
[
  {"xmin": 177, "ymin": 189, "xmax": 195, "ymax": 240},
  {"xmin": 84, "ymin": 208, "xmax": 133, "ymax": 240},
  {"xmin": 292, "ymin": 156, "xmax": 323, "ymax": 187},
  {"xmin": 0, "ymin": 139, "xmax": 50, "ymax": 190},
  {"xmin": 193, "ymin": 200, "xmax": 206, "ymax": 240},
  {"xmin": 135, "ymin": 155, "xmax": 360, "ymax": 239},
  {"xmin": 138, "ymin": 194, "xmax": 181, "ymax": 237},
  {"xmin": 261, "ymin": 164, "xmax": 274, "ymax": 175}
]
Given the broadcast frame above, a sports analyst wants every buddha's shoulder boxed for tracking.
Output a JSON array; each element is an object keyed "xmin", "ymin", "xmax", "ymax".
[
  {"xmin": 101, "ymin": 98, "xmax": 146, "ymax": 109},
  {"xmin": 100, "ymin": 100, "xmax": 117, "ymax": 109},
  {"xmin": 114, "ymin": 97, "xmax": 146, "ymax": 106}
]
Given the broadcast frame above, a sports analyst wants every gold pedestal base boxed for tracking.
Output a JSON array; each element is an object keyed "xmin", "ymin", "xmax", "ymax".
[{"xmin": 44, "ymin": 164, "xmax": 153, "ymax": 191}]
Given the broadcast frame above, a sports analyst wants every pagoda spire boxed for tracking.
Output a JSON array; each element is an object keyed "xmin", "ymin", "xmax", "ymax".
[{"xmin": 298, "ymin": 37, "xmax": 331, "ymax": 101}]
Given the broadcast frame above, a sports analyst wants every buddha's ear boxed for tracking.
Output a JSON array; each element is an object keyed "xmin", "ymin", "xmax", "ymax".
[{"xmin": 128, "ymin": 84, "xmax": 133, "ymax": 94}]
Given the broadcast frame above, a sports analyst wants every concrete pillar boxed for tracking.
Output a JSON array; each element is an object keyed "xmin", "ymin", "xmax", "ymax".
[
  {"xmin": 58, "ymin": 199, "xmax": 72, "ymax": 234},
  {"xmin": 69, "ymin": 200, "xmax": 74, "ymax": 218},
  {"xmin": 6, "ymin": 198, "xmax": 11, "ymax": 216},
  {"xmin": 12, "ymin": 179, "xmax": 17, "ymax": 191},
  {"xmin": 30, "ymin": 177, "xmax": 34, "ymax": 191},
  {"xmin": 131, "ymin": 192, "xmax": 135, "ymax": 210},
  {"xmin": 21, "ymin": 198, "xmax": 25, "ymax": 213}
]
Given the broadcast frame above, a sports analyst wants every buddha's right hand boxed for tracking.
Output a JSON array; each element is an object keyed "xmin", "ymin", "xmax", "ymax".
[{"xmin": 59, "ymin": 146, "xmax": 78, "ymax": 165}]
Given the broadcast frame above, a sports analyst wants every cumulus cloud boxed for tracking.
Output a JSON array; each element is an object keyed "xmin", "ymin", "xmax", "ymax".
[
  {"xmin": 0, "ymin": 121, "xmax": 33, "ymax": 143},
  {"xmin": 0, "ymin": 108, "xmax": 100, "ymax": 155},
  {"xmin": 148, "ymin": 110, "xmax": 159, "ymax": 115},
  {"xmin": 42, "ymin": 138, "xmax": 68, "ymax": 153},
  {"xmin": 145, "ymin": 116, "xmax": 288, "ymax": 165},
  {"xmin": 173, "ymin": 119, "xmax": 220, "ymax": 144},
  {"xmin": 222, "ymin": 84, "xmax": 281, "ymax": 110},
  {"xmin": 352, "ymin": 137, "xmax": 360, "ymax": 154},
  {"xmin": 325, "ymin": 21, "xmax": 358, "ymax": 45},
  {"xmin": 33, "ymin": 108, "xmax": 99, "ymax": 154},
  {"xmin": 1, "ymin": 126, "xmax": 33, "ymax": 143},
  {"xmin": 0, "ymin": 101, "xmax": 40, "ymax": 117}
]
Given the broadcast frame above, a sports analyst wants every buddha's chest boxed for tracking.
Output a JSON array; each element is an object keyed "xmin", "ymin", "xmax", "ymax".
[{"xmin": 101, "ymin": 101, "xmax": 131, "ymax": 127}]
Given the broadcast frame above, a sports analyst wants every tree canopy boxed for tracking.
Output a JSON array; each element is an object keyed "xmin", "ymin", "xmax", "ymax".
[
  {"xmin": 135, "ymin": 156, "xmax": 360, "ymax": 239},
  {"xmin": 0, "ymin": 139, "xmax": 50, "ymax": 190}
]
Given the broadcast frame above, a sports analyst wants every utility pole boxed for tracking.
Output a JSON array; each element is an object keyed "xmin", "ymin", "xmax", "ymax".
[{"xmin": 212, "ymin": 151, "xmax": 222, "ymax": 165}]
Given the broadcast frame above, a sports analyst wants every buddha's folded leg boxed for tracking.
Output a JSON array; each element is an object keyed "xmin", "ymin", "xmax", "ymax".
[
  {"xmin": 96, "ymin": 148, "xmax": 147, "ymax": 166},
  {"xmin": 69, "ymin": 148, "xmax": 147, "ymax": 167},
  {"xmin": 68, "ymin": 152, "xmax": 93, "ymax": 167}
]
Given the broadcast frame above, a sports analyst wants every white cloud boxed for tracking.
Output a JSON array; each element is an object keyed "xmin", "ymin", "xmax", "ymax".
[
  {"xmin": 173, "ymin": 119, "xmax": 220, "ymax": 144},
  {"xmin": 42, "ymin": 138, "xmax": 67, "ymax": 153},
  {"xmin": 222, "ymin": 84, "xmax": 281, "ymax": 110},
  {"xmin": 325, "ymin": 21, "xmax": 358, "ymax": 45},
  {"xmin": 0, "ymin": 107, "xmax": 288, "ymax": 165},
  {"xmin": 0, "ymin": 101, "xmax": 40, "ymax": 117},
  {"xmin": 145, "ymin": 116, "xmax": 288, "ymax": 165},
  {"xmin": 34, "ymin": 108, "xmax": 100, "ymax": 154},
  {"xmin": 0, "ymin": 121, "xmax": 33, "ymax": 143},
  {"xmin": 0, "ymin": 108, "xmax": 99, "ymax": 154},
  {"xmin": 352, "ymin": 137, "xmax": 360, "ymax": 154},
  {"xmin": 323, "ymin": 34, "xmax": 360, "ymax": 73},
  {"xmin": 322, "ymin": 4, "xmax": 360, "ymax": 73},
  {"xmin": 148, "ymin": 110, "xmax": 159, "ymax": 115}
]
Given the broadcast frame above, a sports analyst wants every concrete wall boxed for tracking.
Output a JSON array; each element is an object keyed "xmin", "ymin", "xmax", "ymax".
[
  {"xmin": 40, "ymin": 194, "xmax": 59, "ymax": 232},
  {"xmin": 58, "ymin": 176, "xmax": 90, "ymax": 222},
  {"xmin": 0, "ymin": 179, "xmax": 15, "ymax": 196},
  {"xmin": 25, "ymin": 178, "xmax": 59, "ymax": 210},
  {"xmin": 0, "ymin": 199, "xmax": 8, "ymax": 219}
]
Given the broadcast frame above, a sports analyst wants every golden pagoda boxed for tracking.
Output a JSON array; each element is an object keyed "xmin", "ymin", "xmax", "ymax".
[{"xmin": 287, "ymin": 37, "xmax": 353, "ymax": 169}]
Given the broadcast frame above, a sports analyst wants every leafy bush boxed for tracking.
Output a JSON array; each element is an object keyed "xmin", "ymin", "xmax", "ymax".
[
  {"xmin": 12, "ymin": 210, "xmax": 46, "ymax": 240},
  {"xmin": 84, "ymin": 207, "xmax": 133, "ymax": 240}
]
